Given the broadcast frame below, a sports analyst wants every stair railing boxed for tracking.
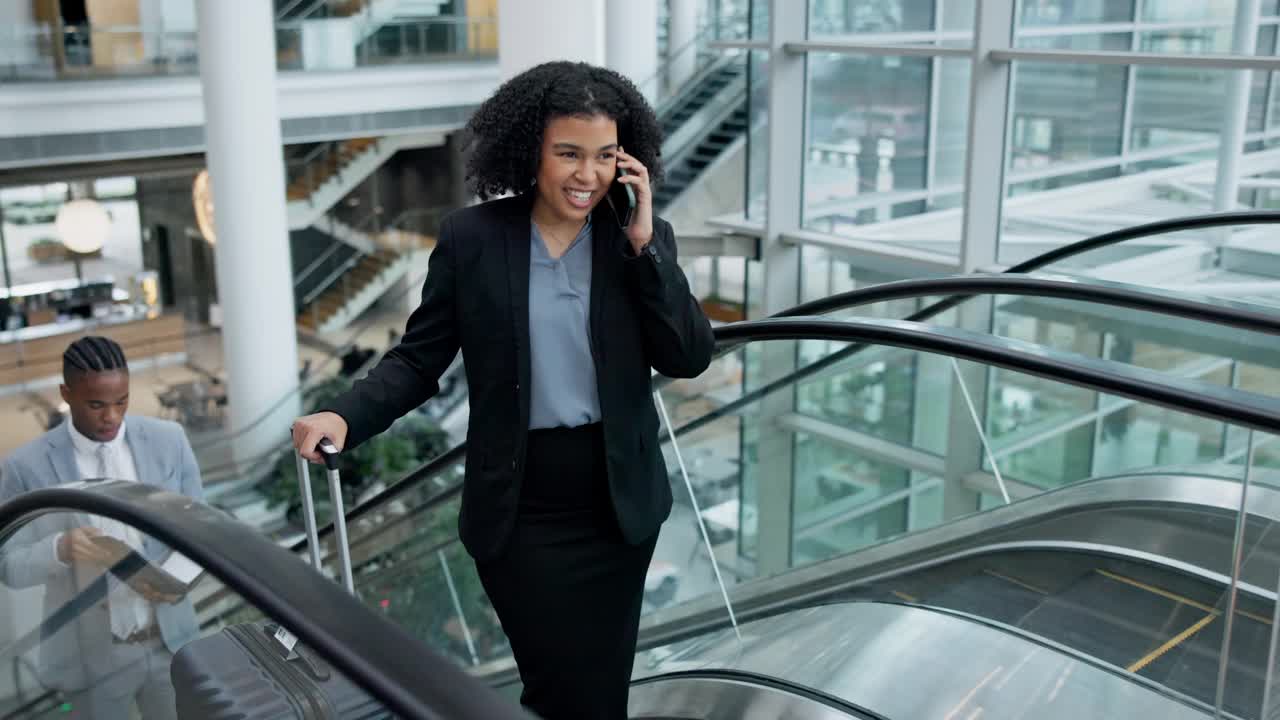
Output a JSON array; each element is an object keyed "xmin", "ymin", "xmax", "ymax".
[
  {"xmin": 276, "ymin": 0, "xmax": 331, "ymax": 22},
  {"xmin": 285, "ymin": 142, "xmax": 338, "ymax": 204},
  {"xmin": 641, "ymin": 10, "xmax": 751, "ymax": 115},
  {"xmin": 297, "ymin": 209, "xmax": 389, "ymax": 329},
  {"xmin": 294, "ymin": 239, "xmax": 351, "ymax": 301}
]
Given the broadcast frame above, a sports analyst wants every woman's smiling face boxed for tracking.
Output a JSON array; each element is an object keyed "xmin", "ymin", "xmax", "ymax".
[{"xmin": 533, "ymin": 113, "xmax": 619, "ymax": 224}]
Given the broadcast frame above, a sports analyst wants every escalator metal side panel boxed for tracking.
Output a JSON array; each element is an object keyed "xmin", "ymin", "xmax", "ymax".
[
  {"xmin": 637, "ymin": 473, "xmax": 1280, "ymax": 650},
  {"xmin": 634, "ymin": 603, "xmax": 1211, "ymax": 720}
]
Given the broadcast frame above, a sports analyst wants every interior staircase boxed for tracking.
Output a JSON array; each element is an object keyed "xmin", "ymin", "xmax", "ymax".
[
  {"xmin": 286, "ymin": 138, "xmax": 379, "ymax": 203},
  {"xmin": 654, "ymin": 58, "xmax": 749, "ymax": 213},
  {"xmin": 296, "ymin": 248, "xmax": 403, "ymax": 332},
  {"xmin": 293, "ymin": 213, "xmax": 440, "ymax": 335}
]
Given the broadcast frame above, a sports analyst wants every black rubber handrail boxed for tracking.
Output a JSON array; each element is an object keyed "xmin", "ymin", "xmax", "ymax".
[
  {"xmin": 1004, "ymin": 209, "xmax": 1280, "ymax": 273},
  {"xmin": 631, "ymin": 669, "xmax": 893, "ymax": 720},
  {"xmin": 0, "ymin": 482, "xmax": 528, "ymax": 720},
  {"xmin": 663, "ymin": 210, "xmax": 1280, "ymax": 437},
  {"xmin": 714, "ymin": 318, "xmax": 1280, "ymax": 432},
  {"xmin": 776, "ymin": 273, "xmax": 1280, "ymax": 334}
]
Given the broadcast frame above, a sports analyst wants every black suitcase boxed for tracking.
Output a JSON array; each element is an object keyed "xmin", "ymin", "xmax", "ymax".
[{"xmin": 171, "ymin": 441, "xmax": 384, "ymax": 719}]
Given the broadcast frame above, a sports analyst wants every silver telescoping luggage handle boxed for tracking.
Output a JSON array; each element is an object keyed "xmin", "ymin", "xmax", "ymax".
[{"xmin": 293, "ymin": 439, "xmax": 356, "ymax": 595}]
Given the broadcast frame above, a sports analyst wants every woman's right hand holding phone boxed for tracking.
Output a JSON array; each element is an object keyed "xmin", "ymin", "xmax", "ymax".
[{"xmin": 291, "ymin": 412, "xmax": 349, "ymax": 463}]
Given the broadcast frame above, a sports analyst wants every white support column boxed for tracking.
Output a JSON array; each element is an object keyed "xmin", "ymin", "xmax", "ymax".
[
  {"xmin": 0, "ymin": 0, "xmax": 37, "ymax": 69},
  {"xmin": 959, "ymin": 0, "xmax": 1014, "ymax": 272},
  {"xmin": 944, "ymin": 0, "xmax": 1016, "ymax": 519},
  {"xmin": 195, "ymin": 0, "xmax": 301, "ymax": 467},
  {"xmin": 606, "ymin": 0, "xmax": 659, "ymax": 101},
  {"xmin": 1214, "ymin": 0, "xmax": 1262, "ymax": 221},
  {"xmin": 751, "ymin": 0, "xmax": 807, "ymax": 578},
  {"xmin": 669, "ymin": 0, "xmax": 700, "ymax": 89},
  {"xmin": 497, "ymin": 0, "xmax": 605, "ymax": 80}
]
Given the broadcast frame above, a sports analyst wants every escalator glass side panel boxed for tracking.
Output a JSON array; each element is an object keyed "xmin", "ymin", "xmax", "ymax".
[
  {"xmin": 202, "ymin": 459, "xmax": 517, "ymax": 675},
  {"xmin": 636, "ymin": 602, "xmax": 1211, "ymax": 719},
  {"xmin": 990, "ymin": 290, "xmax": 1280, "ymax": 404},
  {"xmin": 1243, "ymin": 431, "xmax": 1280, "ymax": 720},
  {"xmin": 0, "ymin": 483, "xmax": 527, "ymax": 719},
  {"xmin": 820, "ymin": 544, "xmax": 1274, "ymax": 717},
  {"xmin": 642, "ymin": 329, "xmax": 1276, "ymax": 653}
]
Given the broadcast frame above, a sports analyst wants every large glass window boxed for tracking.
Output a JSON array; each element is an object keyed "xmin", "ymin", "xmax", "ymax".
[
  {"xmin": 809, "ymin": 0, "xmax": 937, "ymax": 37},
  {"xmin": 933, "ymin": 58, "xmax": 973, "ymax": 194},
  {"xmin": 791, "ymin": 432, "xmax": 941, "ymax": 565},
  {"xmin": 1009, "ymin": 52, "xmax": 1127, "ymax": 185},
  {"xmin": 1131, "ymin": 66, "xmax": 1228, "ymax": 153},
  {"xmin": 1019, "ymin": 0, "xmax": 1135, "ymax": 26},
  {"xmin": 1143, "ymin": 1, "xmax": 1239, "ymax": 23},
  {"xmin": 803, "ymin": 52, "xmax": 932, "ymax": 232},
  {"xmin": 941, "ymin": 0, "xmax": 976, "ymax": 30}
]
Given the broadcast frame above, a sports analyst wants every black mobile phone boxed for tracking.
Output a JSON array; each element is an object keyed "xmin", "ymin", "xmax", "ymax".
[{"xmin": 607, "ymin": 166, "xmax": 636, "ymax": 229}]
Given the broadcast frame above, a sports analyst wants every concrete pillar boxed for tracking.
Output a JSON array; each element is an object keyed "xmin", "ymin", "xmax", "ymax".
[
  {"xmin": 0, "ymin": 0, "xmax": 37, "ymax": 69},
  {"xmin": 1213, "ymin": 0, "xmax": 1261, "ymax": 226},
  {"xmin": 750, "ymin": 0, "xmax": 807, "ymax": 578},
  {"xmin": 606, "ymin": 0, "xmax": 659, "ymax": 102},
  {"xmin": 195, "ymin": 0, "xmax": 301, "ymax": 466},
  {"xmin": 669, "ymin": 0, "xmax": 699, "ymax": 90},
  {"xmin": 497, "ymin": 0, "xmax": 605, "ymax": 80}
]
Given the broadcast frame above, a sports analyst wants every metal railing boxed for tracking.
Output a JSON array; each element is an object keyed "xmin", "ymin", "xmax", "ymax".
[{"xmin": 2, "ymin": 15, "xmax": 495, "ymax": 82}]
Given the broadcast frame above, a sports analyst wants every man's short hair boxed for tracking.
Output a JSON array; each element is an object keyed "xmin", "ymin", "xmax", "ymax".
[{"xmin": 63, "ymin": 336, "xmax": 128, "ymax": 382}]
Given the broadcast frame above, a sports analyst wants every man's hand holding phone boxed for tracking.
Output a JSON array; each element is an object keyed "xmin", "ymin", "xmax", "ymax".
[
  {"xmin": 57, "ymin": 526, "xmax": 113, "ymax": 567},
  {"xmin": 127, "ymin": 577, "xmax": 184, "ymax": 605}
]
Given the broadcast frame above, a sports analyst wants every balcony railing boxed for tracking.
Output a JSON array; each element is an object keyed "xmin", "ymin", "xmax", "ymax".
[{"xmin": 1, "ymin": 16, "xmax": 496, "ymax": 82}]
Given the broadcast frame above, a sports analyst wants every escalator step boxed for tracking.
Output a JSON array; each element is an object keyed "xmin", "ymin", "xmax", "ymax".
[
  {"xmin": 1018, "ymin": 571, "xmax": 1208, "ymax": 671},
  {"xmin": 1144, "ymin": 610, "xmax": 1270, "ymax": 718},
  {"xmin": 917, "ymin": 571, "xmax": 1046, "ymax": 627}
]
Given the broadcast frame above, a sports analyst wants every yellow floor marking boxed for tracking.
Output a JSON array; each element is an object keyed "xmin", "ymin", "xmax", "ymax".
[
  {"xmin": 984, "ymin": 568, "xmax": 1050, "ymax": 595},
  {"xmin": 1095, "ymin": 569, "xmax": 1217, "ymax": 614},
  {"xmin": 1128, "ymin": 613, "xmax": 1216, "ymax": 673}
]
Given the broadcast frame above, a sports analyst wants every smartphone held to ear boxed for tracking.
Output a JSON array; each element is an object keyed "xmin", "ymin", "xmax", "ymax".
[{"xmin": 607, "ymin": 166, "xmax": 636, "ymax": 229}]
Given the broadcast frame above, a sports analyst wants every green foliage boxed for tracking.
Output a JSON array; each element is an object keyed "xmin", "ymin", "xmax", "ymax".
[{"xmin": 260, "ymin": 375, "xmax": 451, "ymax": 527}]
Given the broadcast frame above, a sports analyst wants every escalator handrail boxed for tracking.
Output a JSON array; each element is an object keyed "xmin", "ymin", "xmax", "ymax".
[
  {"xmin": 276, "ymin": 302, "xmax": 1280, "ymax": 570},
  {"xmin": 0, "ymin": 481, "xmax": 526, "ymax": 720},
  {"xmin": 282, "ymin": 212, "xmax": 1280, "ymax": 560},
  {"xmin": 654, "ymin": 209, "xmax": 1280, "ymax": 432},
  {"xmin": 630, "ymin": 669, "xmax": 893, "ymax": 720},
  {"xmin": 715, "ymin": 317, "xmax": 1280, "ymax": 431},
  {"xmin": 1004, "ymin": 209, "xmax": 1280, "ymax": 273},
  {"xmin": 773, "ymin": 272, "xmax": 1280, "ymax": 335}
]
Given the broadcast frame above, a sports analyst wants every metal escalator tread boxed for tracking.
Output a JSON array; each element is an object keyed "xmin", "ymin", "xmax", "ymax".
[
  {"xmin": 831, "ymin": 549, "xmax": 1266, "ymax": 713},
  {"xmin": 917, "ymin": 571, "xmax": 1046, "ymax": 628},
  {"xmin": 1017, "ymin": 570, "xmax": 1209, "ymax": 671},
  {"xmin": 1146, "ymin": 610, "xmax": 1269, "ymax": 719}
]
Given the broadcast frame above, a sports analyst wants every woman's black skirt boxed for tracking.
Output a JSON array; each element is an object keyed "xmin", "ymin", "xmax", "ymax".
[{"xmin": 476, "ymin": 422, "xmax": 658, "ymax": 720}]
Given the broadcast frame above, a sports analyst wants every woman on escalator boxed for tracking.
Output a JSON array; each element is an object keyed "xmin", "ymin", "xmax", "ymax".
[{"xmin": 291, "ymin": 60, "xmax": 715, "ymax": 719}]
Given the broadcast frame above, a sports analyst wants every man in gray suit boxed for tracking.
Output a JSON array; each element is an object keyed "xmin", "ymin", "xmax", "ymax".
[{"xmin": 0, "ymin": 336, "xmax": 204, "ymax": 720}]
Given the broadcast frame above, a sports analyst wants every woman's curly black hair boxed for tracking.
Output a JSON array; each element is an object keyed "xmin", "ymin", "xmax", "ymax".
[{"xmin": 462, "ymin": 61, "xmax": 664, "ymax": 200}]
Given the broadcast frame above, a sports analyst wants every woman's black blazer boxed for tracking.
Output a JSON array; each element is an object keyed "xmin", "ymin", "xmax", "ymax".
[{"xmin": 325, "ymin": 193, "xmax": 716, "ymax": 562}]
